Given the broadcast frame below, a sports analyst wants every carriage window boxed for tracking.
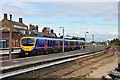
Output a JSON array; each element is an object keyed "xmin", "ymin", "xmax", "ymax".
[
  {"xmin": 72, "ymin": 42, "xmax": 74, "ymax": 45},
  {"xmin": 70, "ymin": 42, "xmax": 73, "ymax": 45},
  {"xmin": 65, "ymin": 41, "xmax": 67, "ymax": 45},
  {"xmin": 77, "ymin": 42, "xmax": 79, "ymax": 45},
  {"xmin": 80, "ymin": 42, "xmax": 85, "ymax": 45},
  {"xmin": 44, "ymin": 39, "xmax": 47, "ymax": 45},
  {"xmin": 53, "ymin": 40, "xmax": 56, "ymax": 45},
  {"xmin": 22, "ymin": 38, "xmax": 35, "ymax": 46},
  {"xmin": 48, "ymin": 40, "xmax": 52, "ymax": 46}
]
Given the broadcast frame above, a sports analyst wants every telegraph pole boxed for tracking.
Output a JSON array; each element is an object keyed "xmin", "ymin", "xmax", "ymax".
[
  {"xmin": 85, "ymin": 32, "xmax": 89, "ymax": 46},
  {"xmin": 59, "ymin": 27, "xmax": 64, "ymax": 53},
  {"xmin": 9, "ymin": 14, "xmax": 12, "ymax": 60},
  {"xmin": 63, "ymin": 27, "xmax": 64, "ymax": 52},
  {"xmin": 92, "ymin": 35, "xmax": 94, "ymax": 42}
]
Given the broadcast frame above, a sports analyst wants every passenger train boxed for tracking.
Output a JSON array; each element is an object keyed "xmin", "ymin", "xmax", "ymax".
[{"xmin": 20, "ymin": 37, "xmax": 85, "ymax": 56}]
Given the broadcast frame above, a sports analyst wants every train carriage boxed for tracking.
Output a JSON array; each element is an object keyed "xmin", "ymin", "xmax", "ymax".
[
  {"xmin": 35, "ymin": 37, "xmax": 53, "ymax": 54},
  {"xmin": 52, "ymin": 38, "xmax": 63, "ymax": 52},
  {"xmin": 20, "ymin": 37, "xmax": 85, "ymax": 57}
]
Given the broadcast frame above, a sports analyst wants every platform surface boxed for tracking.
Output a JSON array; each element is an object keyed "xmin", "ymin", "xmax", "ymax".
[
  {"xmin": 0, "ymin": 48, "xmax": 21, "ymax": 55},
  {"xmin": 0, "ymin": 46, "xmax": 109, "ymax": 71}
]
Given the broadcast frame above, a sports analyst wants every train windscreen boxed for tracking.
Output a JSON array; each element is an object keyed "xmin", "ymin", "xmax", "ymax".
[{"xmin": 21, "ymin": 38, "xmax": 35, "ymax": 46}]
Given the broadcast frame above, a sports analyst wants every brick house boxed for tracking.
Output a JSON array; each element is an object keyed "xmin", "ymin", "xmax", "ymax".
[
  {"xmin": 29, "ymin": 24, "xmax": 38, "ymax": 36},
  {"xmin": 0, "ymin": 14, "xmax": 28, "ymax": 48},
  {"xmin": 38, "ymin": 27, "xmax": 57, "ymax": 38}
]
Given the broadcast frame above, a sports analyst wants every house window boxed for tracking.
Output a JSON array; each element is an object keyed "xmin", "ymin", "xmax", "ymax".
[
  {"xmin": 19, "ymin": 30, "xmax": 25, "ymax": 34},
  {"xmin": 14, "ymin": 25, "xmax": 27, "ymax": 30}
]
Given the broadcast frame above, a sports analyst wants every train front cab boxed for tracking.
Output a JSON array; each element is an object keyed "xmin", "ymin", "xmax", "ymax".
[{"xmin": 20, "ymin": 37, "xmax": 36, "ymax": 57}]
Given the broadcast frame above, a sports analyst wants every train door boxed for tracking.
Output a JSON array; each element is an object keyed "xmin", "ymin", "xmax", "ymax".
[
  {"xmin": 68, "ymin": 41, "xmax": 70, "ymax": 49},
  {"xmin": 71, "ymin": 41, "xmax": 74, "ymax": 50},
  {"xmin": 58, "ymin": 40, "xmax": 60, "ymax": 49},
  {"xmin": 48, "ymin": 40, "xmax": 52, "ymax": 49},
  {"xmin": 60, "ymin": 41, "xmax": 63, "ymax": 49},
  {"xmin": 53, "ymin": 40, "xmax": 56, "ymax": 49},
  {"xmin": 44, "ymin": 39, "xmax": 48, "ymax": 50}
]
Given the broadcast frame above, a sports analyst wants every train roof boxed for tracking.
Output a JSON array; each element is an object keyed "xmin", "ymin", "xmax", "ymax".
[
  {"xmin": 34, "ymin": 37, "xmax": 53, "ymax": 40},
  {"xmin": 66, "ymin": 39, "xmax": 77, "ymax": 42},
  {"xmin": 21, "ymin": 37, "xmax": 85, "ymax": 42},
  {"xmin": 53, "ymin": 38, "xmax": 63, "ymax": 41},
  {"xmin": 21, "ymin": 37, "xmax": 53, "ymax": 40},
  {"xmin": 78, "ymin": 40, "xmax": 85, "ymax": 42},
  {"xmin": 22, "ymin": 37, "xmax": 62, "ymax": 40}
]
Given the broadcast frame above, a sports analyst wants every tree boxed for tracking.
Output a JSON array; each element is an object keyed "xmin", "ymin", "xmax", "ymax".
[
  {"xmin": 71, "ymin": 36, "xmax": 85, "ymax": 41},
  {"xmin": 71, "ymin": 36, "xmax": 79, "ymax": 40},
  {"xmin": 79, "ymin": 38, "xmax": 85, "ymax": 41},
  {"xmin": 109, "ymin": 38, "xmax": 120, "ymax": 46}
]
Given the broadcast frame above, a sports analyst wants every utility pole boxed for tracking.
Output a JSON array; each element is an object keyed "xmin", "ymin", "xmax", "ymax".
[
  {"xmin": 85, "ymin": 32, "xmax": 89, "ymax": 46},
  {"xmin": 92, "ymin": 35, "xmax": 94, "ymax": 42},
  {"xmin": 59, "ymin": 27, "xmax": 64, "ymax": 53},
  {"xmin": 9, "ymin": 14, "xmax": 12, "ymax": 60},
  {"xmin": 63, "ymin": 27, "xmax": 64, "ymax": 52}
]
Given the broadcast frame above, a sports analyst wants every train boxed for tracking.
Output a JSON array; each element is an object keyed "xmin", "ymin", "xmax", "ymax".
[{"xmin": 20, "ymin": 37, "xmax": 85, "ymax": 56}]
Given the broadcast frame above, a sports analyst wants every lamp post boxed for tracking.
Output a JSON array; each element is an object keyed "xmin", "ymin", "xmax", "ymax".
[
  {"xmin": 9, "ymin": 14, "xmax": 12, "ymax": 60},
  {"xmin": 59, "ymin": 27, "xmax": 64, "ymax": 53},
  {"xmin": 92, "ymin": 35, "xmax": 94, "ymax": 42},
  {"xmin": 85, "ymin": 32, "xmax": 89, "ymax": 46}
]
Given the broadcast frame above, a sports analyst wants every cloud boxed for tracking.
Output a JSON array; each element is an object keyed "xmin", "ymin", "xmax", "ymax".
[
  {"xmin": 1, "ymin": 2, "xmax": 118, "ymax": 17},
  {"xmin": 1, "ymin": 2, "xmax": 45, "ymax": 17},
  {"xmin": 0, "ymin": 2, "xmax": 118, "ymax": 41},
  {"xmin": 1, "ymin": 2, "xmax": 117, "ymax": 27},
  {"xmin": 85, "ymin": 28, "xmax": 118, "ymax": 35},
  {"xmin": 56, "ymin": 2, "xmax": 117, "ymax": 17},
  {"xmin": 58, "ymin": 28, "xmax": 118, "ymax": 42},
  {"xmin": 75, "ymin": 28, "xmax": 118, "ymax": 41},
  {"xmin": 3, "ymin": 0, "xmax": 119, "ymax": 2}
]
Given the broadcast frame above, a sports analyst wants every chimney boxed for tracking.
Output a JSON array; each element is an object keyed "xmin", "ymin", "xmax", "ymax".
[
  {"xmin": 29, "ymin": 24, "xmax": 33, "ymax": 30},
  {"xmin": 51, "ymin": 29, "xmax": 54, "ymax": 33},
  {"xmin": 36, "ymin": 25, "xmax": 38, "ymax": 31},
  {"xmin": 10, "ymin": 14, "xmax": 12, "ymax": 21},
  {"xmin": 43, "ymin": 27, "xmax": 47, "ymax": 33},
  {"xmin": 4, "ymin": 13, "xmax": 7, "ymax": 20},
  {"xmin": 19, "ymin": 18, "xmax": 23, "ymax": 23}
]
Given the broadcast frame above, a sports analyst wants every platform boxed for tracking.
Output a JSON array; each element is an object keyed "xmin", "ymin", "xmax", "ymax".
[
  {"xmin": 0, "ymin": 46, "xmax": 110, "ymax": 71},
  {"xmin": 0, "ymin": 48, "xmax": 21, "ymax": 61},
  {"xmin": 0, "ymin": 49, "xmax": 21, "ymax": 55}
]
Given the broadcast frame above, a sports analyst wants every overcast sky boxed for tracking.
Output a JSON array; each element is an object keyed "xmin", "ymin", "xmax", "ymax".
[{"xmin": 0, "ymin": 0, "xmax": 119, "ymax": 42}]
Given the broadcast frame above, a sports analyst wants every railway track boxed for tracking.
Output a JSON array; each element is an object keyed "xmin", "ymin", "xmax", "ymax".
[
  {"xmin": 1, "ymin": 46, "xmax": 111, "ymax": 79},
  {"xmin": 41, "ymin": 49, "xmax": 115, "ymax": 78}
]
